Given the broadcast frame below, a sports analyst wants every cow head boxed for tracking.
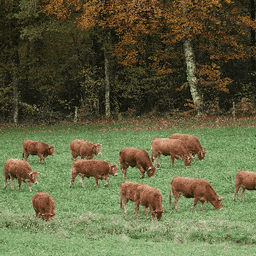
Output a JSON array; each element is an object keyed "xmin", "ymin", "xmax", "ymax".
[
  {"xmin": 109, "ymin": 164, "xmax": 118, "ymax": 176},
  {"xmin": 154, "ymin": 209, "xmax": 167, "ymax": 221},
  {"xmin": 42, "ymin": 213, "xmax": 55, "ymax": 221},
  {"xmin": 211, "ymin": 197, "xmax": 223, "ymax": 210},
  {"xmin": 48, "ymin": 146, "xmax": 55, "ymax": 156},
  {"xmin": 92, "ymin": 143, "xmax": 101, "ymax": 155},
  {"xmin": 184, "ymin": 154, "xmax": 193, "ymax": 167},
  {"xmin": 147, "ymin": 166, "xmax": 156, "ymax": 178},
  {"xmin": 198, "ymin": 150, "xmax": 206, "ymax": 160},
  {"xmin": 29, "ymin": 171, "xmax": 39, "ymax": 184}
]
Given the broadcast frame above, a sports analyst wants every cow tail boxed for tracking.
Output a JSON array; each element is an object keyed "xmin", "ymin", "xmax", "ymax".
[{"xmin": 120, "ymin": 197, "xmax": 122, "ymax": 209}]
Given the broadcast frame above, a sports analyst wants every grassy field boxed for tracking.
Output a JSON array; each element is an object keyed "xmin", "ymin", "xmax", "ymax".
[{"xmin": 1, "ymin": 120, "xmax": 256, "ymax": 255}]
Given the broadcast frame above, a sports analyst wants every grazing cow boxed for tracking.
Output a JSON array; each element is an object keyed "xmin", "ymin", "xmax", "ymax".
[
  {"xmin": 119, "ymin": 147, "xmax": 156, "ymax": 179},
  {"xmin": 3, "ymin": 158, "xmax": 38, "ymax": 192},
  {"xmin": 70, "ymin": 159, "xmax": 117, "ymax": 188},
  {"xmin": 22, "ymin": 140, "xmax": 55, "ymax": 164},
  {"xmin": 170, "ymin": 177, "xmax": 222, "ymax": 211},
  {"xmin": 151, "ymin": 137, "xmax": 192, "ymax": 168},
  {"xmin": 70, "ymin": 139, "xmax": 101, "ymax": 160},
  {"xmin": 233, "ymin": 170, "xmax": 256, "ymax": 202},
  {"xmin": 134, "ymin": 184, "xmax": 167, "ymax": 221},
  {"xmin": 32, "ymin": 192, "xmax": 55, "ymax": 221},
  {"xmin": 120, "ymin": 181, "xmax": 143, "ymax": 214},
  {"xmin": 169, "ymin": 133, "xmax": 206, "ymax": 160}
]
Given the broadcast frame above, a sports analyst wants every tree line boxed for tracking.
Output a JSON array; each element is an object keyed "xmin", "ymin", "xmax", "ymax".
[{"xmin": 1, "ymin": 0, "xmax": 256, "ymax": 124}]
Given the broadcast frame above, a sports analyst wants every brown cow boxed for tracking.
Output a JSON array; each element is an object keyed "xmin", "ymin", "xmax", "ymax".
[
  {"xmin": 170, "ymin": 177, "xmax": 222, "ymax": 211},
  {"xmin": 120, "ymin": 181, "xmax": 143, "ymax": 214},
  {"xmin": 32, "ymin": 192, "xmax": 55, "ymax": 221},
  {"xmin": 134, "ymin": 184, "xmax": 167, "ymax": 221},
  {"xmin": 70, "ymin": 139, "xmax": 101, "ymax": 160},
  {"xmin": 23, "ymin": 140, "xmax": 55, "ymax": 164},
  {"xmin": 151, "ymin": 137, "xmax": 192, "ymax": 168},
  {"xmin": 119, "ymin": 147, "xmax": 156, "ymax": 179},
  {"xmin": 233, "ymin": 170, "xmax": 256, "ymax": 202},
  {"xmin": 169, "ymin": 133, "xmax": 206, "ymax": 160},
  {"xmin": 70, "ymin": 159, "xmax": 117, "ymax": 188},
  {"xmin": 3, "ymin": 158, "xmax": 38, "ymax": 192}
]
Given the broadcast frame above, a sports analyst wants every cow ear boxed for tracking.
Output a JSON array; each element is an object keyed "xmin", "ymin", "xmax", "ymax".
[
  {"xmin": 29, "ymin": 172, "xmax": 33, "ymax": 177},
  {"xmin": 218, "ymin": 197, "xmax": 222, "ymax": 201},
  {"xmin": 148, "ymin": 167, "xmax": 152, "ymax": 171}
]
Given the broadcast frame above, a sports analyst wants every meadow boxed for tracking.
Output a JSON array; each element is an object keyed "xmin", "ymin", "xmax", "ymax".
[{"xmin": 1, "ymin": 119, "xmax": 256, "ymax": 255}]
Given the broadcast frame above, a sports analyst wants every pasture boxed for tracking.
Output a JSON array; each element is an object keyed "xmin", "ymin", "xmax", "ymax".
[{"xmin": 1, "ymin": 122, "xmax": 256, "ymax": 255}]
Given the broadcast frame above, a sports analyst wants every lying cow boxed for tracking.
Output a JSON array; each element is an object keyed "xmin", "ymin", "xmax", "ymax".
[
  {"xmin": 120, "ymin": 181, "xmax": 143, "ymax": 214},
  {"xmin": 32, "ymin": 192, "xmax": 55, "ymax": 221},
  {"xmin": 151, "ymin": 137, "xmax": 192, "ymax": 168},
  {"xmin": 22, "ymin": 139, "xmax": 55, "ymax": 164},
  {"xmin": 233, "ymin": 170, "xmax": 256, "ymax": 202},
  {"xmin": 134, "ymin": 184, "xmax": 167, "ymax": 221},
  {"xmin": 70, "ymin": 139, "xmax": 101, "ymax": 160},
  {"xmin": 169, "ymin": 133, "xmax": 206, "ymax": 160},
  {"xmin": 119, "ymin": 147, "xmax": 156, "ymax": 179},
  {"xmin": 170, "ymin": 176, "xmax": 222, "ymax": 211},
  {"xmin": 3, "ymin": 158, "xmax": 39, "ymax": 192},
  {"xmin": 70, "ymin": 159, "xmax": 117, "ymax": 188}
]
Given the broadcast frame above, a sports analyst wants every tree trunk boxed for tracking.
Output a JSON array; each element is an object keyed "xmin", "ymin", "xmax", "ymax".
[
  {"xmin": 183, "ymin": 39, "xmax": 203, "ymax": 116},
  {"xmin": 104, "ymin": 49, "xmax": 111, "ymax": 117},
  {"xmin": 13, "ymin": 62, "xmax": 19, "ymax": 124},
  {"xmin": 250, "ymin": 0, "xmax": 256, "ymax": 103}
]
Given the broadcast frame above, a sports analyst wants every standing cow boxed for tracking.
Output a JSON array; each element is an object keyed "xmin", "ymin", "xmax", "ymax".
[
  {"xmin": 70, "ymin": 159, "xmax": 117, "ymax": 188},
  {"xmin": 169, "ymin": 133, "xmax": 206, "ymax": 160},
  {"xmin": 170, "ymin": 177, "xmax": 222, "ymax": 211},
  {"xmin": 3, "ymin": 158, "xmax": 39, "ymax": 192},
  {"xmin": 22, "ymin": 140, "xmax": 55, "ymax": 164},
  {"xmin": 32, "ymin": 192, "xmax": 55, "ymax": 221},
  {"xmin": 70, "ymin": 139, "xmax": 101, "ymax": 160},
  {"xmin": 134, "ymin": 184, "xmax": 167, "ymax": 221},
  {"xmin": 233, "ymin": 170, "xmax": 256, "ymax": 202},
  {"xmin": 120, "ymin": 181, "xmax": 143, "ymax": 214},
  {"xmin": 151, "ymin": 137, "xmax": 192, "ymax": 168},
  {"xmin": 119, "ymin": 147, "xmax": 156, "ymax": 179}
]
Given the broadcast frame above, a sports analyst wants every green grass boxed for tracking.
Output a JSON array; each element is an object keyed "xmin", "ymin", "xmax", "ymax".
[{"xmin": 1, "ymin": 122, "xmax": 256, "ymax": 254}]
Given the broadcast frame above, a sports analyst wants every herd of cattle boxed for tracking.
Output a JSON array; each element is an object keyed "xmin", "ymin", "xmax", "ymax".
[{"xmin": 3, "ymin": 134, "xmax": 255, "ymax": 221}]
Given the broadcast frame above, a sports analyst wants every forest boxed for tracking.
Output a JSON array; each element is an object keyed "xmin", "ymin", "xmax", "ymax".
[{"xmin": 1, "ymin": 0, "xmax": 256, "ymax": 124}]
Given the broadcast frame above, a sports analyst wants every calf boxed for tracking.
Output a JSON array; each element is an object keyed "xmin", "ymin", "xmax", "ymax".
[
  {"xmin": 233, "ymin": 170, "xmax": 256, "ymax": 202},
  {"xmin": 151, "ymin": 137, "xmax": 192, "ymax": 168},
  {"xmin": 70, "ymin": 139, "xmax": 101, "ymax": 160},
  {"xmin": 120, "ymin": 181, "xmax": 143, "ymax": 214},
  {"xmin": 134, "ymin": 184, "xmax": 167, "ymax": 221},
  {"xmin": 3, "ymin": 158, "xmax": 38, "ymax": 192},
  {"xmin": 170, "ymin": 177, "xmax": 222, "ymax": 211},
  {"xmin": 169, "ymin": 133, "xmax": 206, "ymax": 160},
  {"xmin": 32, "ymin": 192, "xmax": 55, "ymax": 221},
  {"xmin": 23, "ymin": 139, "xmax": 55, "ymax": 164},
  {"xmin": 70, "ymin": 159, "xmax": 117, "ymax": 188},
  {"xmin": 119, "ymin": 147, "xmax": 156, "ymax": 179}
]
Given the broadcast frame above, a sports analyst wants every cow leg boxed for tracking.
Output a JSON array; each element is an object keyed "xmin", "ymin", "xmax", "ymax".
[
  {"xmin": 17, "ymin": 177, "xmax": 22, "ymax": 191},
  {"xmin": 104, "ymin": 176, "xmax": 109, "ymax": 187},
  {"xmin": 191, "ymin": 197, "xmax": 200, "ymax": 211},
  {"xmin": 3, "ymin": 176, "xmax": 9, "ymax": 189},
  {"xmin": 172, "ymin": 192, "xmax": 180, "ymax": 210},
  {"xmin": 10, "ymin": 177, "xmax": 15, "ymax": 190},
  {"xmin": 23, "ymin": 151, "xmax": 29, "ymax": 161},
  {"xmin": 94, "ymin": 177, "xmax": 99, "ymax": 187},
  {"xmin": 240, "ymin": 186, "xmax": 246, "ymax": 202},
  {"xmin": 233, "ymin": 184, "xmax": 241, "ymax": 201},
  {"xmin": 137, "ymin": 165, "xmax": 145, "ymax": 179},
  {"xmin": 28, "ymin": 181, "xmax": 32, "ymax": 192},
  {"xmin": 120, "ymin": 197, "xmax": 128, "ymax": 213},
  {"xmin": 121, "ymin": 167, "xmax": 128, "ymax": 179},
  {"xmin": 37, "ymin": 153, "xmax": 45, "ymax": 164},
  {"xmin": 70, "ymin": 168, "xmax": 78, "ymax": 188},
  {"xmin": 199, "ymin": 200, "xmax": 204, "ymax": 210},
  {"xmin": 134, "ymin": 201, "xmax": 140, "ymax": 217},
  {"xmin": 168, "ymin": 190, "xmax": 172, "ymax": 208},
  {"xmin": 79, "ymin": 176, "xmax": 85, "ymax": 188}
]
